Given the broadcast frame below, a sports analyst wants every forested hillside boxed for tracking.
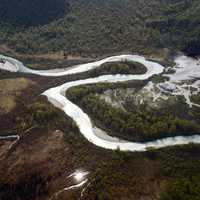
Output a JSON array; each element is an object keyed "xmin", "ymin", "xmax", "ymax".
[
  {"xmin": 1, "ymin": 1, "xmax": 200, "ymax": 200},
  {"xmin": 0, "ymin": 0, "xmax": 68, "ymax": 26},
  {"xmin": 0, "ymin": 0, "xmax": 199, "ymax": 56}
]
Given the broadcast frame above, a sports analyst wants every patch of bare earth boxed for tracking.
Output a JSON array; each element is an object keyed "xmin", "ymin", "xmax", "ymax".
[
  {"xmin": 0, "ymin": 128, "xmax": 76, "ymax": 200},
  {"xmin": 0, "ymin": 77, "xmax": 37, "ymax": 114}
]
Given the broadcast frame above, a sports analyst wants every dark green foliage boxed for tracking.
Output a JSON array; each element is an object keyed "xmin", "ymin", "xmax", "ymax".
[
  {"xmin": 157, "ymin": 144, "xmax": 200, "ymax": 200},
  {"xmin": 88, "ymin": 61, "xmax": 147, "ymax": 76},
  {"xmin": 0, "ymin": 171, "xmax": 47, "ymax": 200},
  {"xmin": 191, "ymin": 94, "xmax": 200, "ymax": 105},
  {"xmin": 74, "ymin": 141, "xmax": 200, "ymax": 200},
  {"xmin": 0, "ymin": 0, "xmax": 200, "ymax": 55},
  {"xmin": 151, "ymin": 74, "xmax": 169, "ymax": 83},
  {"xmin": 0, "ymin": 0, "xmax": 68, "ymax": 27},
  {"xmin": 66, "ymin": 81, "xmax": 146, "ymax": 104},
  {"xmin": 157, "ymin": 145, "xmax": 200, "ymax": 178},
  {"xmin": 81, "ymin": 150, "xmax": 133, "ymax": 200},
  {"xmin": 160, "ymin": 176, "xmax": 200, "ymax": 200},
  {"xmin": 14, "ymin": 97, "xmax": 72, "ymax": 134},
  {"xmin": 66, "ymin": 84, "xmax": 200, "ymax": 142},
  {"xmin": 147, "ymin": 0, "xmax": 200, "ymax": 55},
  {"xmin": 183, "ymin": 37, "xmax": 200, "ymax": 56},
  {"xmin": 81, "ymin": 95, "xmax": 200, "ymax": 141}
]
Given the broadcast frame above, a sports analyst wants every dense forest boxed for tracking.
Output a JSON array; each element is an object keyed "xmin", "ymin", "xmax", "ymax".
[
  {"xmin": 66, "ymin": 83, "xmax": 200, "ymax": 142},
  {"xmin": 0, "ymin": 0, "xmax": 200, "ymax": 56},
  {"xmin": 0, "ymin": 0, "xmax": 68, "ymax": 27},
  {"xmin": 1, "ymin": 1, "xmax": 200, "ymax": 199},
  {"xmin": 85, "ymin": 61, "xmax": 147, "ymax": 77},
  {"xmin": 0, "ymin": 96, "xmax": 76, "ymax": 136}
]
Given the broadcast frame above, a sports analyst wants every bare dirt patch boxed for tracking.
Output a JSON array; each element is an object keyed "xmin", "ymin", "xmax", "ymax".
[
  {"xmin": 0, "ymin": 128, "xmax": 74, "ymax": 200},
  {"xmin": 0, "ymin": 77, "xmax": 37, "ymax": 114}
]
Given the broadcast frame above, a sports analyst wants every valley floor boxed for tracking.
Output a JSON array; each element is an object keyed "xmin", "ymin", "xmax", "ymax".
[{"xmin": 0, "ymin": 52, "xmax": 200, "ymax": 199}]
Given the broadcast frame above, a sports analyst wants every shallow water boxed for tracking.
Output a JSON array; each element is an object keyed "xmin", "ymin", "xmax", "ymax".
[{"xmin": 1, "ymin": 54, "xmax": 200, "ymax": 151}]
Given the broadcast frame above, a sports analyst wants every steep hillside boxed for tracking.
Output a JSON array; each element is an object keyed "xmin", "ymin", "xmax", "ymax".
[
  {"xmin": 0, "ymin": 0, "xmax": 199, "ymax": 56},
  {"xmin": 0, "ymin": 0, "xmax": 68, "ymax": 27},
  {"xmin": 148, "ymin": 0, "xmax": 200, "ymax": 56}
]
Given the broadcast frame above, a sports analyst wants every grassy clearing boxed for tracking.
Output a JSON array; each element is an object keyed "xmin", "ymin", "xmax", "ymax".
[{"xmin": 0, "ymin": 78, "xmax": 36, "ymax": 113}]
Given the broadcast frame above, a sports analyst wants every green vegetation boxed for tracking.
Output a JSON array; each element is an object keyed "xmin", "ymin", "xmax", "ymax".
[
  {"xmin": 157, "ymin": 145, "xmax": 200, "ymax": 200},
  {"xmin": 0, "ymin": 1, "xmax": 200, "ymax": 197},
  {"xmin": 151, "ymin": 74, "xmax": 169, "ymax": 83},
  {"xmin": 78, "ymin": 145, "xmax": 200, "ymax": 200},
  {"xmin": 0, "ymin": 171, "xmax": 47, "ymax": 200},
  {"xmin": 88, "ymin": 61, "xmax": 147, "ymax": 76},
  {"xmin": 1, "ymin": 80, "xmax": 200, "ymax": 200},
  {"xmin": 6, "ymin": 96, "xmax": 78, "ymax": 135},
  {"xmin": 66, "ymin": 84, "xmax": 200, "ymax": 142},
  {"xmin": 0, "ymin": 0, "xmax": 68, "ymax": 27},
  {"xmin": 66, "ymin": 81, "xmax": 146, "ymax": 103},
  {"xmin": 0, "ymin": 0, "xmax": 200, "ymax": 55},
  {"xmin": 0, "ymin": 93, "xmax": 79, "ymax": 200},
  {"xmin": 15, "ymin": 99, "xmax": 59, "ymax": 132},
  {"xmin": 160, "ymin": 176, "xmax": 200, "ymax": 200},
  {"xmin": 147, "ymin": 0, "xmax": 200, "ymax": 56},
  {"xmin": 15, "ymin": 98, "xmax": 76, "ymax": 133},
  {"xmin": 81, "ymin": 95, "xmax": 200, "ymax": 141},
  {"xmin": 191, "ymin": 93, "xmax": 200, "ymax": 105}
]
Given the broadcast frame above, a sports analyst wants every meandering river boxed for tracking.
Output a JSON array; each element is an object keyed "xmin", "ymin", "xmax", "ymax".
[{"xmin": 1, "ymin": 54, "xmax": 200, "ymax": 151}]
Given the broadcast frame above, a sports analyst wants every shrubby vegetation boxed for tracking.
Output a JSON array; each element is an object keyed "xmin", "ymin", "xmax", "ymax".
[
  {"xmin": 160, "ymin": 176, "xmax": 200, "ymax": 200},
  {"xmin": 0, "ymin": 96, "xmax": 79, "ymax": 200},
  {"xmin": 80, "ymin": 144, "xmax": 200, "ymax": 200},
  {"xmin": 88, "ymin": 61, "xmax": 146, "ymax": 76},
  {"xmin": 66, "ymin": 84, "xmax": 200, "ymax": 142},
  {"xmin": 0, "ymin": 0, "xmax": 199, "ymax": 55},
  {"xmin": 66, "ymin": 81, "xmax": 146, "ymax": 103},
  {"xmin": 81, "ymin": 95, "xmax": 200, "ymax": 141},
  {"xmin": 0, "ymin": 170, "xmax": 47, "ymax": 200},
  {"xmin": 191, "ymin": 93, "xmax": 200, "ymax": 105},
  {"xmin": 1, "ymin": 83, "xmax": 200, "ymax": 200},
  {"xmin": 155, "ymin": 144, "xmax": 200, "ymax": 200},
  {"xmin": 13, "ymin": 96, "xmax": 77, "ymax": 135},
  {"xmin": 0, "ymin": 0, "xmax": 68, "ymax": 27},
  {"xmin": 151, "ymin": 74, "xmax": 169, "ymax": 83},
  {"xmin": 147, "ymin": 0, "xmax": 200, "ymax": 56}
]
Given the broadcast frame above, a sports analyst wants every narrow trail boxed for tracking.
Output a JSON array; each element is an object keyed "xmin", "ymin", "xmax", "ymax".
[{"xmin": 0, "ymin": 135, "xmax": 20, "ymax": 149}]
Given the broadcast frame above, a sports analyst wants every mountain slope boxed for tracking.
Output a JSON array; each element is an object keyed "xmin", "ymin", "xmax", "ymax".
[
  {"xmin": 0, "ymin": 0, "xmax": 199, "ymax": 56},
  {"xmin": 0, "ymin": 0, "xmax": 68, "ymax": 27}
]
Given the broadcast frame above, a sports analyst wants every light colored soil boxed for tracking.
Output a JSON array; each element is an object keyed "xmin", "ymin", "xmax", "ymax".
[{"xmin": 0, "ymin": 78, "xmax": 36, "ymax": 113}]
